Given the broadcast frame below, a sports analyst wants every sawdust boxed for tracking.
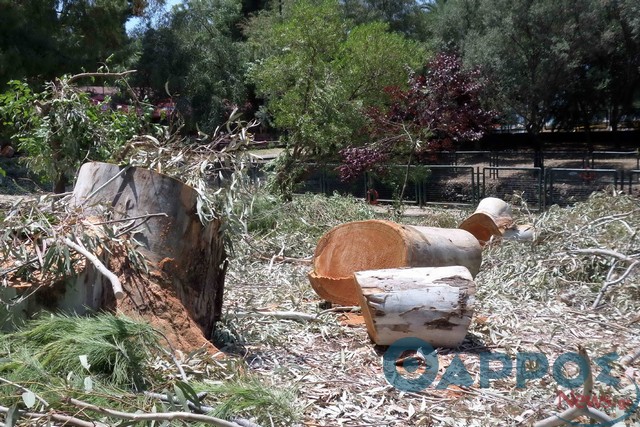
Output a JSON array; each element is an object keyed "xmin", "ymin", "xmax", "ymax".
[{"xmin": 109, "ymin": 250, "xmax": 222, "ymax": 356}]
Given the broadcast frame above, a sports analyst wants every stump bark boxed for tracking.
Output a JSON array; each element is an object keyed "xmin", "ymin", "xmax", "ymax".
[
  {"xmin": 354, "ymin": 266, "xmax": 475, "ymax": 347},
  {"xmin": 71, "ymin": 162, "xmax": 227, "ymax": 353},
  {"xmin": 308, "ymin": 220, "xmax": 481, "ymax": 305}
]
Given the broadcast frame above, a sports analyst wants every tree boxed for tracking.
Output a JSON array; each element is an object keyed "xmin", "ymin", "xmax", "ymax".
[
  {"xmin": 341, "ymin": 0, "xmax": 432, "ymax": 41},
  {"xmin": 0, "ymin": 73, "xmax": 156, "ymax": 192},
  {"xmin": 132, "ymin": 0, "xmax": 246, "ymax": 132},
  {"xmin": 339, "ymin": 52, "xmax": 495, "ymax": 198},
  {"xmin": 245, "ymin": 0, "xmax": 423, "ymax": 194},
  {"xmin": 429, "ymin": 0, "xmax": 640, "ymax": 146},
  {"xmin": 0, "ymin": 0, "xmax": 166, "ymax": 88}
]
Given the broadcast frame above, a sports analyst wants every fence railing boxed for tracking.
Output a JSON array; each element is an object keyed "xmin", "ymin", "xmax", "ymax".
[
  {"xmin": 546, "ymin": 168, "xmax": 619, "ymax": 207},
  {"xmin": 482, "ymin": 167, "xmax": 543, "ymax": 210},
  {"xmin": 285, "ymin": 151, "xmax": 639, "ymax": 210}
]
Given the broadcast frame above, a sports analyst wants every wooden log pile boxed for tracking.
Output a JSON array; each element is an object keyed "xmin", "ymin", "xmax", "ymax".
[{"xmin": 308, "ymin": 197, "xmax": 534, "ymax": 347}]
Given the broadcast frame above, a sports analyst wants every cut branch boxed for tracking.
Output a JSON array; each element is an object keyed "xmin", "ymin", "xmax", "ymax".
[
  {"xmin": 0, "ymin": 405, "xmax": 107, "ymax": 427},
  {"xmin": 533, "ymin": 346, "xmax": 616, "ymax": 427},
  {"xmin": 67, "ymin": 70, "xmax": 137, "ymax": 84},
  {"xmin": 62, "ymin": 237, "xmax": 124, "ymax": 299},
  {"xmin": 65, "ymin": 397, "xmax": 246, "ymax": 427}
]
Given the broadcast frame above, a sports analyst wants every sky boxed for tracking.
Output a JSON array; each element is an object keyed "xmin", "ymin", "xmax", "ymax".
[{"xmin": 125, "ymin": 0, "xmax": 182, "ymax": 34}]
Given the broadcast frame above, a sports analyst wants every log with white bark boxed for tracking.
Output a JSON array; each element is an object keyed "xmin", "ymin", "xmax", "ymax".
[
  {"xmin": 459, "ymin": 197, "xmax": 535, "ymax": 244},
  {"xmin": 308, "ymin": 220, "xmax": 481, "ymax": 305},
  {"xmin": 354, "ymin": 266, "xmax": 475, "ymax": 347},
  {"xmin": 459, "ymin": 197, "xmax": 514, "ymax": 244}
]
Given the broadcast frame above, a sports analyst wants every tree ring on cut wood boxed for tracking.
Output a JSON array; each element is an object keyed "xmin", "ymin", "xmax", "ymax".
[{"xmin": 308, "ymin": 220, "xmax": 481, "ymax": 305}]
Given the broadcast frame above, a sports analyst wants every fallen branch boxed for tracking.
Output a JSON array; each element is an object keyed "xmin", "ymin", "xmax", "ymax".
[
  {"xmin": 569, "ymin": 248, "xmax": 637, "ymax": 263},
  {"xmin": 233, "ymin": 310, "xmax": 319, "ymax": 322},
  {"xmin": 142, "ymin": 387, "xmax": 261, "ymax": 427},
  {"xmin": 592, "ymin": 260, "xmax": 639, "ymax": 309},
  {"xmin": 64, "ymin": 397, "xmax": 245, "ymax": 427},
  {"xmin": 568, "ymin": 249, "xmax": 640, "ymax": 309},
  {"xmin": 0, "ymin": 377, "xmax": 49, "ymax": 407},
  {"xmin": 62, "ymin": 237, "xmax": 124, "ymax": 299},
  {"xmin": 257, "ymin": 255, "xmax": 312, "ymax": 265},
  {"xmin": 621, "ymin": 347, "xmax": 640, "ymax": 367},
  {"xmin": 86, "ymin": 212, "xmax": 168, "ymax": 226},
  {"xmin": 0, "ymin": 405, "xmax": 107, "ymax": 427},
  {"xmin": 534, "ymin": 346, "xmax": 616, "ymax": 427},
  {"xmin": 67, "ymin": 70, "xmax": 137, "ymax": 84}
]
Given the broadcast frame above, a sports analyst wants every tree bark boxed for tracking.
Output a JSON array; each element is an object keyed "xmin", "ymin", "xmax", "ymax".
[
  {"xmin": 354, "ymin": 266, "xmax": 475, "ymax": 347},
  {"xmin": 71, "ymin": 162, "xmax": 227, "ymax": 353},
  {"xmin": 308, "ymin": 220, "xmax": 481, "ymax": 305}
]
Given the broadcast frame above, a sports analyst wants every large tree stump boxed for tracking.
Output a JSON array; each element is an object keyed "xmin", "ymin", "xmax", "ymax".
[
  {"xmin": 71, "ymin": 162, "xmax": 227, "ymax": 353},
  {"xmin": 308, "ymin": 220, "xmax": 482, "ymax": 305},
  {"xmin": 354, "ymin": 266, "xmax": 475, "ymax": 347}
]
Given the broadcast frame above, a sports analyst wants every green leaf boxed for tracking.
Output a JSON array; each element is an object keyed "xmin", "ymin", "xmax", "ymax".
[
  {"xmin": 174, "ymin": 380, "xmax": 202, "ymax": 411},
  {"xmin": 4, "ymin": 404, "xmax": 18, "ymax": 426}
]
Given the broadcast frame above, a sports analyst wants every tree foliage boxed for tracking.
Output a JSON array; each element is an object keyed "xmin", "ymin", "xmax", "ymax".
[
  {"xmin": 0, "ymin": 73, "xmax": 156, "ymax": 192},
  {"xmin": 132, "ymin": 0, "xmax": 247, "ymax": 132},
  {"xmin": 430, "ymin": 0, "xmax": 640, "ymax": 136},
  {"xmin": 0, "ymin": 0, "xmax": 166, "ymax": 88},
  {"xmin": 245, "ymin": 0, "xmax": 424, "ymax": 194},
  {"xmin": 339, "ymin": 53, "xmax": 496, "ymax": 180}
]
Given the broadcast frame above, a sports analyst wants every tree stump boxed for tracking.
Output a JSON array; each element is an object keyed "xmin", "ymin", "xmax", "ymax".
[
  {"xmin": 308, "ymin": 220, "xmax": 482, "ymax": 305},
  {"xmin": 71, "ymin": 162, "xmax": 227, "ymax": 353},
  {"xmin": 354, "ymin": 266, "xmax": 475, "ymax": 347}
]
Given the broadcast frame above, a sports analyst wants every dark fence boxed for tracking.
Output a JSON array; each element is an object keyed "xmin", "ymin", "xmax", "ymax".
[
  {"xmin": 281, "ymin": 150, "xmax": 639, "ymax": 209},
  {"xmin": 546, "ymin": 168, "xmax": 619, "ymax": 207},
  {"xmin": 627, "ymin": 170, "xmax": 640, "ymax": 197},
  {"xmin": 482, "ymin": 167, "xmax": 543, "ymax": 210}
]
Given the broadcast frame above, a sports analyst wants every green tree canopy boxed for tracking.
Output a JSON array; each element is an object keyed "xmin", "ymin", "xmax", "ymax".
[
  {"xmin": 132, "ymin": 0, "xmax": 246, "ymax": 132},
  {"xmin": 245, "ymin": 0, "xmax": 424, "ymax": 193},
  {"xmin": 0, "ymin": 0, "xmax": 166, "ymax": 88},
  {"xmin": 430, "ymin": 0, "xmax": 640, "ymax": 138}
]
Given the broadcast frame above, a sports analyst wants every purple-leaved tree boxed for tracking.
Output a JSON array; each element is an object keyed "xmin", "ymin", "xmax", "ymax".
[{"xmin": 339, "ymin": 53, "xmax": 496, "ymax": 196}]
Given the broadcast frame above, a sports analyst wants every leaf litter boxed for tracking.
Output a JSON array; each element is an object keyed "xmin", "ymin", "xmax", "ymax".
[{"xmin": 211, "ymin": 191, "xmax": 640, "ymax": 426}]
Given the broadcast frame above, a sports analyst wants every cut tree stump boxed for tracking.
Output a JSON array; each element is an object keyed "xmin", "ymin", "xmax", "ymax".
[
  {"xmin": 354, "ymin": 266, "xmax": 475, "ymax": 347},
  {"xmin": 70, "ymin": 162, "xmax": 227, "ymax": 354},
  {"xmin": 308, "ymin": 220, "xmax": 481, "ymax": 305}
]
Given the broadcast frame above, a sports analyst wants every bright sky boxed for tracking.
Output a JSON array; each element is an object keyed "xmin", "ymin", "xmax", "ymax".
[{"xmin": 125, "ymin": 0, "xmax": 182, "ymax": 34}]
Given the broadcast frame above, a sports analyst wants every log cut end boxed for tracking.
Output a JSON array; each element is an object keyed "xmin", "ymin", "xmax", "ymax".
[
  {"xmin": 354, "ymin": 266, "xmax": 476, "ymax": 348},
  {"xmin": 309, "ymin": 220, "xmax": 409, "ymax": 305}
]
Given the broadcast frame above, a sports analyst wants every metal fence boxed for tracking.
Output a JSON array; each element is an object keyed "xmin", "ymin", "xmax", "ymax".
[
  {"xmin": 628, "ymin": 170, "xmax": 640, "ymax": 197},
  {"xmin": 482, "ymin": 167, "xmax": 543, "ymax": 210},
  {"xmin": 288, "ymin": 150, "xmax": 639, "ymax": 209},
  {"xmin": 546, "ymin": 168, "xmax": 619, "ymax": 207}
]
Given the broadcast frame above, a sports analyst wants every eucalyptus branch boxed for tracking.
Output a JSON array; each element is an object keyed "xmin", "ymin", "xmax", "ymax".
[
  {"xmin": 0, "ymin": 405, "xmax": 107, "ymax": 427},
  {"xmin": 534, "ymin": 346, "xmax": 615, "ymax": 427},
  {"xmin": 65, "ymin": 397, "xmax": 248, "ymax": 427},
  {"xmin": 66, "ymin": 70, "xmax": 137, "ymax": 84},
  {"xmin": 0, "ymin": 377, "xmax": 49, "ymax": 407},
  {"xmin": 62, "ymin": 237, "xmax": 124, "ymax": 299}
]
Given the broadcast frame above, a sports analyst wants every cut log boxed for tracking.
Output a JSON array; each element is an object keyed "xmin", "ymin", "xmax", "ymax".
[
  {"xmin": 459, "ymin": 197, "xmax": 514, "ymax": 244},
  {"xmin": 308, "ymin": 220, "xmax": 481, "ymax": 305},
  {"xmin": 460, "ymin": 197, "xmax": 535, "ymax": 244},
  {"xmin": 354, "ymin": 266, "xmax": 475, "ymax": 347},
  {"xmin": 69, "ymin": 162, "xmax": 227, "ymax": 354}
]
